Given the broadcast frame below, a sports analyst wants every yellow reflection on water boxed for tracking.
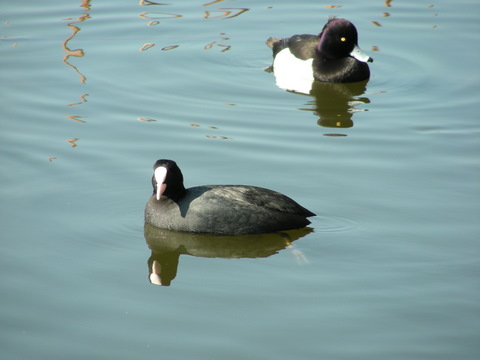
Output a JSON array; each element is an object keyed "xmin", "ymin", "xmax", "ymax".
[
  {"xmin": 67, "ymin": 94, "xmax": 89, "ymax": 107},
  {"xmin": 138, "ymin": 12, "xmax": 182, "ymax": 20},
  {"xmin": 204, "ymin": 32, "xmax": 231, "ymax": 52},
  {"xmin": 139, "ymin": 0, "xmax": 168, "ymax": 5},
  {"xmin": 67, "ymin": 138, "xmax": 79, "ymax": 147},
  {"xmin": 189, "ymin": 123, "xmax": 233, "ymax": 140},
  {"xmin": 161, "ymin": 45, "xmax": 179, "ymax": 51},
  {"xmin": 203, "ymin": 8, "xmax": 249, "ymax": 20},
  {"xmin": 203, "ymin": 0, "xmax": 224, "ymax": 6},
  {"xmin": 137, "ymin": 2, "xmax": 249, "ymax": 54},
  {"xmin": 65, "ymin": 115, "xmax": 87, "ymax": 123},
  {"xmin": 62, "ymin": 8, "xmax": 89, "ymax": 84},
  {"xmin": 62, "ymin": 1, "xmax": 91, "ymax": 153},
  {"xmin": 140, "ymin": 43, "xmax": 156, "ymax": 51},
  {"xmin": 137, "ymin": 117, "xmax": 157, "ymax": 122}
]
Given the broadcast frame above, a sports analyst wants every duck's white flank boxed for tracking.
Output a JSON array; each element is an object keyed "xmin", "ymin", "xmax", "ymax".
[{"xmin": 273, "ymin": 48, "xmax": 314, "ymax": 94}]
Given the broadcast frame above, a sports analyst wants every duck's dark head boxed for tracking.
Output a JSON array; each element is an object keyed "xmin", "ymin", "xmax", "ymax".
[
  {"xmin": 152, "ymin": 159, "xmax": 186, "ymax": 200},
  {"xmin": 317, "ymin": 18, "xmax": 373, "ymax": 63}
]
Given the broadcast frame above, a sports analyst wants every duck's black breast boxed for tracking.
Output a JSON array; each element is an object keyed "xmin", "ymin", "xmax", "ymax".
[
  {"xmin": 145, "ymin": 185, "xmax": 315, "ymax": 235},
  {"xmin": 313, "ymin": 56, "xmax": 371, "ymax": 83}
]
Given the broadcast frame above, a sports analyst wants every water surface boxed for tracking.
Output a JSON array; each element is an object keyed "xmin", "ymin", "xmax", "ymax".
[{"xmin": 1, "ymin": 0, "xmax": 479, "ymax": 359}]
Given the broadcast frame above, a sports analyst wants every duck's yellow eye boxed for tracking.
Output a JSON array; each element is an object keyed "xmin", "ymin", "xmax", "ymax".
[{"xmin": 340, "ymin": 37, "xmax": 346, "ymax": 42}]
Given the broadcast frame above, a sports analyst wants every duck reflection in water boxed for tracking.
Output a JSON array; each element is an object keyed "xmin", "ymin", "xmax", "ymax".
[
  {"xmin": 144, "ymin": 223, "xmax": 313, "ymax": 286},
  {"xmin": 265, "ymin": 68, "xmax": 371, "ymax": 129},
  {"xmin": 305, "ymin": 80, "xmax": 370, "ymax": 129}
]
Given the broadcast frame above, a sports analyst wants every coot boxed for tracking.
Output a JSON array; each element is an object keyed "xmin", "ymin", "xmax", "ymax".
[{"xmin": 145, "ymin": 159, "xmax": 315, "ymax": 235}]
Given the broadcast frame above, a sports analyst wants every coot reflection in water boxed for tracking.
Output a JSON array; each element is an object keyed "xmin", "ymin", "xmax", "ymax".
[{"xmin": 144, "ymin": 224, "xmax": 313, "ymax": 286}]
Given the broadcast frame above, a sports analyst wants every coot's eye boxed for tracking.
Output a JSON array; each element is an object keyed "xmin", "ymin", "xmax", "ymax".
[{"xmin": 340, "ymin": 37, "xmax": 346, "ymax": 42}]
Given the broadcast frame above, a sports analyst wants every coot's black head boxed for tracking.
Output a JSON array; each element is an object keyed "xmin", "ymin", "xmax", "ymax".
[
  {"xmin": 151, "ymin": 159, "xmax": 186, "ymax": 200},
  {"xmin": 317, "ymin": 18, "xmax": 373, "ymax": 63}
]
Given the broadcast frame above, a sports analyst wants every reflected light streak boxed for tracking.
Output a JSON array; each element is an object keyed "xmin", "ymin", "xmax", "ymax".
[
  {"xmin": 81, "ymin": 0, "xmax": 91, "ymax": 11},
  {"xmin": 139, "ymin": 12, "xmax": 182, "ymax": 20},
  {"xmin": 204, "ymin": 32, "xmax": 231, "ymax": 52},
  {"xmin": 161, "ymin": 45, "xmax": 179, "ymax": 51},
  {"xmin": 139, "ymin": 0, "xmax": 170, "ymax": 5},
  {"xmin": 204, "ymin": 41, "xmax": 216, "ymax": 50},
  {"xmin": 67, "ymin": 138, "xmax": 79, "ymax": 147},
  {"xmin": 204, "ymin": 8, "xmax": 249, "ymax": 20},
  {"xmin": 62, "ymin": 10, "xmax": 90, "ymax": 84},
  {"xmin": 67, "ymin": 93, "xmax": 89, "ymax": 106},
  {"xmin": 140, "ymin": 43, "xmax": 156, "ymax": 51},
  {"xmin": 137, "ymin": 117, "xmax": 157, "ymax": 122},
  {"xmin": 203, "ymin": 0, "xmax": 224, "ymax": 6},
  {"xmin": 217, "ymin": 44, "xmax": 230, "ymax": 52},
  {"xmin": 66, "ymin": 115, "xmax": 87, "ymax": 123}
]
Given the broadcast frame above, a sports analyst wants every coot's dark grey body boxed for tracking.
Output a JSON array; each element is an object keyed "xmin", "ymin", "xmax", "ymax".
[{"xmin": 144, "ymin": 160, "xmax": 315, "ymax": 235}]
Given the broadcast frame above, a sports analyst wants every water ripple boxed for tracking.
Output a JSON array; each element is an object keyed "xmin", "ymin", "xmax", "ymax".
[{"xmin": 314, "ymin": 215, "xmax": 363, "ymax": 233}]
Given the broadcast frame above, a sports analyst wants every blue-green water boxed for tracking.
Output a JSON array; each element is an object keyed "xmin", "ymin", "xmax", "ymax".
[{"xmin": 1, "ymin": 0, "xmax": 479, "ymax": 359}]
